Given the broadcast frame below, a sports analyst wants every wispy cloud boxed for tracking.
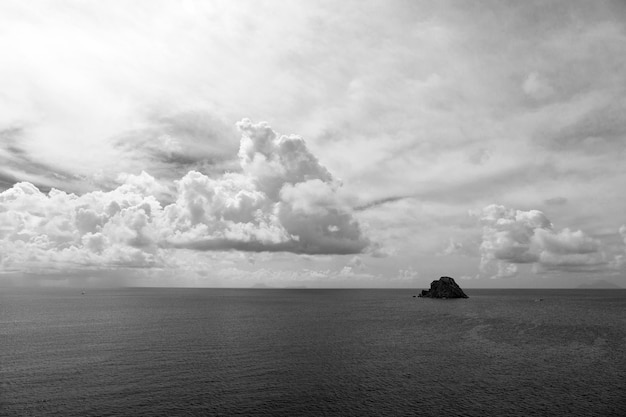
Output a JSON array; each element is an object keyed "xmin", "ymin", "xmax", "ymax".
[
  {"xmin": 113, "ymin": 111, "xmax": 240, "ymax": 182},
  {"xmin": 0, "ymin": 127, "xmax": 87, "ymax": 192}
]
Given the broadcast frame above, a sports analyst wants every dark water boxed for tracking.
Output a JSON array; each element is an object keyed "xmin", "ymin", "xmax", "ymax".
[{"xmin": 1, "ymin": 288, "xmax": 625, "ymax": 416}]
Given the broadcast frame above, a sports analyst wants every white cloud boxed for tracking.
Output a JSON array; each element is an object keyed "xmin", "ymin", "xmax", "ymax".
[
  {"xmin": 1, "ymin": 1, "xmax": 626, "ymax": 288},
  {"xmin": 0, "ymin": 173, "xmax": 165, "ymax": 273},
  {"xmin": 479, "ymin": 204, "xmax": 606, "ymax": 278},
  {"xmin": 0, "ymin": 120, "xmax": 370, "ymax": 274},
  {"xmin": 116, "ymin": 171, "xmax": 170, "ymax": 200},
  {"xmin": 167, "ymin": 120, "xmax": 369, "ymax": 254}
]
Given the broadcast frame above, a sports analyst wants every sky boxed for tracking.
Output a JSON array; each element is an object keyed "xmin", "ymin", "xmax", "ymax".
[{"xmin": 1, "ymin": 0, "xmax": 625, "ymax": 288}]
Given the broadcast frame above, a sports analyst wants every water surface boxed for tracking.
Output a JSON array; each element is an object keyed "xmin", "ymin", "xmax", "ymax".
[{"xmin": 1, "ymin": 288, "xmax": 625, "ymax": 416}]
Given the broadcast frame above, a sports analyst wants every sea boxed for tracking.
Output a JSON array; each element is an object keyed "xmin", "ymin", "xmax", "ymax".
[{"xmin": 1, "ymin": 288, "xmax": 625, "ymax": 416}]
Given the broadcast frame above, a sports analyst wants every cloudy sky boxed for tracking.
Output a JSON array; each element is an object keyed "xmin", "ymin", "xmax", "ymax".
[{"xmin": 1, "ymin": 0, "xmax": 625, "ymax": 288}]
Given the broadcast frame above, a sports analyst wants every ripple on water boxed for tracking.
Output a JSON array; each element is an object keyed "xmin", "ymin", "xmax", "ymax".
[{"xmin": 1, "ymin": 288, "xmax": 625, "ymax": 416}]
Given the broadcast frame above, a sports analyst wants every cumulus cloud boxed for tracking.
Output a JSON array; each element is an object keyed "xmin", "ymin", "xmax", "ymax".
[
  {"xmin": 479, "ymin": 204, "xmax": 606, "ymax": 278},
  {"xmin": 0, "ymin": 120, "xmax": 370, "ymax": 273},
  {"xmin": 166, "ymin": 119, "xmax": 368, "ymax": 255},
  {"xmin": 0, "ymin": 179, "xmax": 162, "ymax": 273}
]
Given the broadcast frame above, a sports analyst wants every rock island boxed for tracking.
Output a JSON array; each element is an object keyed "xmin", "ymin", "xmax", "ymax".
[{"xmin": 418, "ymin": 276, "xmax": 469, "ymax": 299}]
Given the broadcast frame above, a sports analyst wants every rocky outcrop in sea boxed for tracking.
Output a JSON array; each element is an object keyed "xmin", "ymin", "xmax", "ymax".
[{"xmin": 418, "ymin": 276, "xmax": 468, "ymax": 299}]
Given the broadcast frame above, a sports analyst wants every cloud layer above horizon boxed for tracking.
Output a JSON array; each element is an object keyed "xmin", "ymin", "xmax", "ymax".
[
  {"xmin": 0, "ymin": 120, "xmax": 369, "ymax": 274},
  {"xmin": 479, "ymin": 205, "xmax": 611, "ymax": 279},
  {"xmin": 1, "ymin": 0, "xmax": 625, "ymax": 287}
]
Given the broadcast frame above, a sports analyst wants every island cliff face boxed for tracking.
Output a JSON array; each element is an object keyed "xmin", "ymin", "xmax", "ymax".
[{"xmin": 418, "ymin": 276, "xmax": 469, "ymax": 299}]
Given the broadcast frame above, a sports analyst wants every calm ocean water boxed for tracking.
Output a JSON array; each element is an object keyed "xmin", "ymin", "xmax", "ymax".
[{"xmin": 1, "ymin": 287, "xmax": 625, "ymax": 416}]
